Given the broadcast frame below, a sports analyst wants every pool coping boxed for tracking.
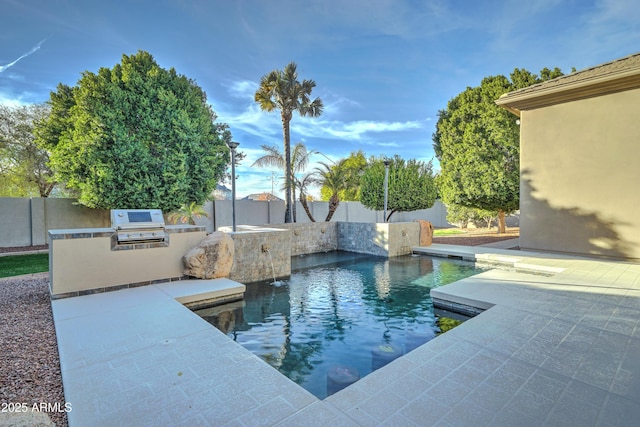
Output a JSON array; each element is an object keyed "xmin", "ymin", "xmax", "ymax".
[{"xmin": 51, "ymin": 245, "xmax": 640, "ymax": 426}]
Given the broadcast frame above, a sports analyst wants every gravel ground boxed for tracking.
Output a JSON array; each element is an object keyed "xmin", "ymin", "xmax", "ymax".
[
  {"xmin": 0, "ymin": 273, "xmax": 67, "ymax": 427},
  {"xmin": 0, "ymin": 230, "xmax": 518, "ymax": 427}
]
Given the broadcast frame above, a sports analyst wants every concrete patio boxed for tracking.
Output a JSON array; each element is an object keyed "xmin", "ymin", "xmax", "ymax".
[{"xmin": 51, "ymin": 244, "xmax": 640, "ymax": 426}]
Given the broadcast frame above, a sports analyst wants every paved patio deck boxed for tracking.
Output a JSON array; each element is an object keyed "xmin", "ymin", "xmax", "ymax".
[{"xmin": 51, "ymin": 245, "xmax": 640, "ymax": 426}]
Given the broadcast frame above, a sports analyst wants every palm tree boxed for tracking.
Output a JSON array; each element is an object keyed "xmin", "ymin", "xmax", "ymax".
[
  {"xmin": 167, "ymin": 202, "xmax": 209, "ymax": 225},
  {"xmin": 251, "ymin": 142, "xmax": 314, "ymax": 222},
  {"xmin": 295, "ymin": 172, "xmax": 318, "ymax": 222},
  {"xmin": 314, "ymin": 160, "xmax": 349, "ymax": 222},
  {"xmin": 254, "ymin": 62, "xmax": 323, "ymax": 223}
]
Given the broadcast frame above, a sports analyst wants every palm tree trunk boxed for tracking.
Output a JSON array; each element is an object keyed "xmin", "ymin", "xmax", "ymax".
[
  {"xmin": 292, "ymin": 184, "xmax": 297, "ymax": 222},
  {"xmin": 325, "ymin": 194, "xmax": 339, "ymax": 222},
  {"xmin": 282, "ymin": 113, "xmax": 292, "ymax": 223},
  {"xmin": 300, "ymin": 192, "xmax": 315, "ymax": 222}
]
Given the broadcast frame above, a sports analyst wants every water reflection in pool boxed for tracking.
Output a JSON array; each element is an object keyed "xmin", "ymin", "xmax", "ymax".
[{"xmin": 194, "ymin": 252, "xmax": 485, "ymax": 399}]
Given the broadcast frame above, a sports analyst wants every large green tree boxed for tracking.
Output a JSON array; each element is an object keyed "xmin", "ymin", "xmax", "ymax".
[
  {"xmin": 35, "ymin": 51, "xmax": 229, "ymax": 211},
  {"xmin": 433, "ymin": 67, "xmax": 563, "ymax": 233},
  {"xmin": 446, "ymin": 203, "xmax": 498, "ymax": 229},
  {"xmin": 254, "ymin": 62, "xmax": 323, "ymax": 223},
  {"xmin": 0, "ymin": 103, "xmax": 56, "ymax": 197},
  {"xmin": 360, "ymin": 155, "xmax": 437, "ymax": 222}
]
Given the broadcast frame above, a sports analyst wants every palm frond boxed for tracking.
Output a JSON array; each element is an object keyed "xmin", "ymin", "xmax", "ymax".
[{"xmin": 251, "ymin": 144, "xmax": 285, "ymax": 168}]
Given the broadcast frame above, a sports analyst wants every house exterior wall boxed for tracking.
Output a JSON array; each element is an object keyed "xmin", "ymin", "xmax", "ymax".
[{"xmin": 519, "ymin": 87, "xmax": 640, "ymax": 260}]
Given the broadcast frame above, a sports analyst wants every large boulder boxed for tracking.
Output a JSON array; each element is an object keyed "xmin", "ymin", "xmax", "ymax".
[{"xmin": 183, "ymin": 231, "xmax": 234, "ymax": 279}]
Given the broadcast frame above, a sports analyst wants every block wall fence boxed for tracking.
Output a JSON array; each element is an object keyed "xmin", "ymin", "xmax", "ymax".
[{"xmin": 0, "ymin": 198, "xmax": 452, "ymax": 248}]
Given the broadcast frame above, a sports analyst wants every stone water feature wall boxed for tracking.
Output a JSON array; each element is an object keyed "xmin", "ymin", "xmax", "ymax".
[
  {"xmin": 337, "ymin": 222, "xmax": 420, "ymax": 257},
  {"xmin": 225, "ymin": 221, "xmax": 420, "ymax": 284},
  {"xmin": 272, "ymin": 222, "xmax": 338, "ymax": 256},
  {"xmin": 227, "ymin": 227, "xmax": 291, "ymax": 284}
]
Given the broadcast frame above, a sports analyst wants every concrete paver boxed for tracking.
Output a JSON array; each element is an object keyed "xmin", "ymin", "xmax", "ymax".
[{"xmin": 52, "ymin": 245, "xmax": 640, "ymax": 426}]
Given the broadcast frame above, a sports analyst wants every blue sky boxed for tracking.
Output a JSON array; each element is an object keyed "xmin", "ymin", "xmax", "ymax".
[{"xmin": 1, "ymin": 0, "xmax": 639, "ymax": 198}]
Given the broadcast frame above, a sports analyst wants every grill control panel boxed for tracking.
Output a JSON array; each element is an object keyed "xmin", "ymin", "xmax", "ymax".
[{"xmin": 110, "ymin": 209, "xmax": 166, "ymax": 244}]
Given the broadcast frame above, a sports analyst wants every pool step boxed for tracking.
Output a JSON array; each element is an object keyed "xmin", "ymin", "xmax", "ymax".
[{"xmin": 153, "ymin": 278, "xmax": 246, "ymax": 309}]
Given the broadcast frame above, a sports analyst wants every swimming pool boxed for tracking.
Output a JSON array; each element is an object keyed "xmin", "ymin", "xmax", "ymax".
[{"xmin": 194, "ymin": 251, "xmax": 486, "ymax": 399}]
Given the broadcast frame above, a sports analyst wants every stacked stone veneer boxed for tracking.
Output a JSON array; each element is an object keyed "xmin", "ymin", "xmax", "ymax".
[
  {"xmin": 337, "ymin": 222, "xmax": 420, "ymax": 257},
  {"xmin": 228, "ymin": 227, "xmax": 291, "ymax": 284},
  {"xmin": 271, "ymin": 222, "xmax": 338, "ymax": 256},
  {"xmin": 227, "ymin": 222, "xmax": 420, "ymax": 284}
]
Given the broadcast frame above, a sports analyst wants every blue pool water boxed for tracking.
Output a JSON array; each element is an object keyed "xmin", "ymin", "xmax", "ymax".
[{"xmin": 194, "ymin": 251, "xmax": 485, "ymax": 399}]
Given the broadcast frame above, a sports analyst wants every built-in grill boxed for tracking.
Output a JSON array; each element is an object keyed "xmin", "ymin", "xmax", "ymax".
[{"xmin": 110, "ymin": 209, "xmax": 167, "ymax": 244}]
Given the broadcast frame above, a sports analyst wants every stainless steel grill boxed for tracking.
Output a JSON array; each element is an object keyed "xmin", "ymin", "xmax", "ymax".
[{"xmin": 110, "ymin": 209, "xmax": 166, "ymax": 244}]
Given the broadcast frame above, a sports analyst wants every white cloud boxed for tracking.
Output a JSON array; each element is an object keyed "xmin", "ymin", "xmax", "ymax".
[
  {"xmin": 378, "ymin": 142, "xmax": 400, "ymax": 148},
  {"xmin": 0, "ymin": 39, "xmax": 47, "ymax": 73},
  {"xmin": 241, "ymin": 0, "xmax": 474, "ymax": 43},
  {"xmin": 0, "ymin": 92, "xmax": 29, "ymax": 107},
  {"xmin": 589, "ymin": 0, "xmax": 640, "ymax": 25},
  {"xmin": 213, "ymin": 79, "xmax": 426, "ymax": 147},
  {"xmin": 320, "ymin": 92, "xmax": 361, "ymax": 115},
  {"xmin": 577, "ymin": 0, "xmax": 640, "ymax": 59},
  {"xmin": 343, "ymin": 120, "xmax": 422, "ymax": 133},
  {"xmin": 236, "ymin": 145, "xmax": 280, "ymax": 168},
  {"xmin": 291, "ymin": 118, "xmax": 424, "ymax": 141},
  {"xmin": 223, "ymin": 79, "xmax": 258, "ymax": 99}
]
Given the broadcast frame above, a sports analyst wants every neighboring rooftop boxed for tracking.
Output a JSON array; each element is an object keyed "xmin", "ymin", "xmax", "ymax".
[
  {"xmin": 497, "ymin": 51, "xmax": 640, "ymax": 115},
  {"xmin": 211, "ymin": 184, "xmax": 232, "ymax": 200},
  {"xmin": 242, "ymin": 192, "xmax": 283, "ymax": 201}
]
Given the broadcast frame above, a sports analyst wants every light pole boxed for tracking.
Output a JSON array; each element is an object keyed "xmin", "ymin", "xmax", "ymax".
[
  {"xmin": 227, "ymin": 141, "xmax": 240, "ymax": 232},
  {"xmin": 313, "ymin": 150, "xmax": 336, "ymax": 165},
  {"xmin": 383, "ymin": 158, "xmax": 391, "ymax": 223}
]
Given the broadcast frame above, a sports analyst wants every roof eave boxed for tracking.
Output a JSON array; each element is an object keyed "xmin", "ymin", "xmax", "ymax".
[{"xmin": 496, "ymin": 69, "xmax": 640, "ymax": 113}]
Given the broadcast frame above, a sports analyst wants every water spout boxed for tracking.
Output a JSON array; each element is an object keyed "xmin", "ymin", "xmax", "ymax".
[{"xmin": 263, "ymin": 248, "xmax": 283, "ymax": 286}]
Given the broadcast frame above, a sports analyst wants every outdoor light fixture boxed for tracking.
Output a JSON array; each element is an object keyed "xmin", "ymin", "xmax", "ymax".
[
  {"xmin": 383, "ymin": 158, "xmax": 391, "ymax": 223},
  {"xmin": 313, "ymin": 150, "xmax": 336, "ymax": 165},
  {"xmin": 227, "ymin": 141, "xmax": 240, "ymax": 232}
]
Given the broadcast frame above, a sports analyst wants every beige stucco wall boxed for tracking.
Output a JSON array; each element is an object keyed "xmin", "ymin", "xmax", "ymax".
[
  {"xmin": 49, "ymin": 226, "xmax": 206, "ymax": 295},
  {"xmin": 384, "ymin": 222, "xmax": 421, "ymax": 257},
  {"xmin": 519, "ymin": 87, "xmax": 640, "ymax": 260}
]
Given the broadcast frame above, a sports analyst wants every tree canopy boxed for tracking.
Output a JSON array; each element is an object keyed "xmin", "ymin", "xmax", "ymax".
[
  {"xmin": 360, "ymin": 155, "xmax": 437, "ymax": 222},
  {"xmin": 433, "ymin": 67, "xmax": 563, "ymax": 232},
  {"xmin": 445, "ymin": 203, "xmax": 498, "ymax": 229},
  {"xmin": 35, "ymin": 50, "xmax": 229, "ymax": 211},
  {"xmin": 0, "ymin": 103, "xmax": 56, "ymax": 197},
  {"xmin": 254, "ymin": 62, "xmax": 323, "ymax": 223}
]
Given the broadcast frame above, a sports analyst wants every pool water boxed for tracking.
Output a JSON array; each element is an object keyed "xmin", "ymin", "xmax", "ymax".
[{"xmin": 194, "ymin": 252, "xmax": 485, "ymax": 399}]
